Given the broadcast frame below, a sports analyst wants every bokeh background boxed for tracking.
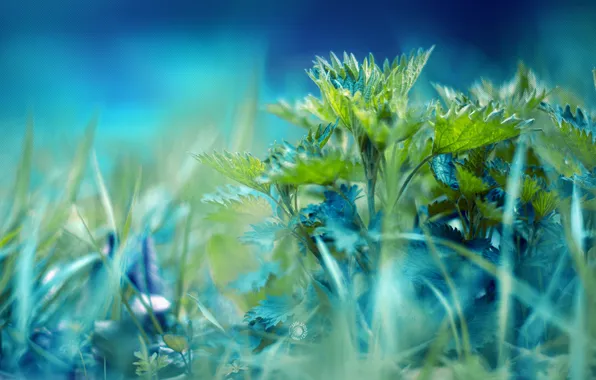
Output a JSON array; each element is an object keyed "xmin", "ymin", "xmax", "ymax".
[{"xmin": 1, "ymin": 0, "xmax": 596, "ymax": 174}]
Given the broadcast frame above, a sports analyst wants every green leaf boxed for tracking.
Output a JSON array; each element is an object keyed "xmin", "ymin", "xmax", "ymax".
[
  {"xmin": 532, "ymin": 190, "xmax": 559, "ymax": 221},
  {"xmin": 163, "ymin": 334, "xmax": 189, "ymax": 353},
  {"xmin": 267, "ymin": 100, "xmax": 320, "ymax": 130},
  {"xmin": 384, "ymin": 46, "xmax": 435, "ymax": 114},
  {"xmin": 193, "ymin": 151, "xmax": 270, "ymax": 193},
  {"xmin": 432, "ymin": 102, "xmax": 533, "ymax": 155},
  {"xmin": 429, "ymin": 154, "xmax": 459, "ymax": 189},
  {"xmin": 455, "ymin": 167, "xmax": 489, "ymax": 198},
  {"xmin": 244, "ymin": 295, "xmax": 297, "ymax": 330},
  {"xmin": 300, "ymin": 95, "xmax": 340, "ymax": 126},
  {"xmin": 427, "ymin": 199, "xmax": 457, "ymax": 219},
  {"xmin": 262, "ymin": 151, "xmax": 363, "ymax": 186},
  {"xmin": 520, "ymin": 176, "xmax": 543, "ymax": 203},
  {"xmin": 353, "ymin": 104, "xmax": 427, "ymax": 149},
  {"xmin": 475, "ymin": 199, "xmax": 503, "ymax": 223},
  {"xmin": 470, "ymin": 62, "xmax": 551, "ymax": 116},
  {"xmin": 202, "ymin": 185, "xmax": 273, "ymax": 218},
  {"xmin": 433, "ymin": 83, "xmax": 470, "ymax": 107},
  {"xmin": 540, "ymin": 104, "xmax": 596, "ymax": 170},
  {"xmin": 205, "ymin": 234, "xmax": 259, "ymax": 309},
  {"xmin": 228, "ymin": 261, "xmax": 282, "ymax": 294},
  {"xmin": 305, "ymin": 47, "xmax": 434, "ymax": 131},
  {"xmin": 239, "ymin": 221, "xmax": 289, "ymax": 251}
]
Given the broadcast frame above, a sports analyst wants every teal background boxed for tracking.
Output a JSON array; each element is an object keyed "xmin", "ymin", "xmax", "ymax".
[{"xmin": 1, "ymin": 0, "xmax": 595, "ymax": 166}]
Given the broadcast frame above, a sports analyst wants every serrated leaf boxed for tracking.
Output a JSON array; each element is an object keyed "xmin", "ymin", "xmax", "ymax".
[
  {"xmin": 427, "ymin": 199, "xmax": 456, "ymax": 219},
  {"xmin": 163, "ymin": 334, "xmax": 189, "ymax": 353},
  {"xmin": 520, "ymin": 176, "xmax": 543, "ymax": 204},
  {"xmin": 460, "ymin": 146, "xmax": 493, "ymax": 177},
  {"xmin": 353, "ymin": 105, "xmax": 426, "ymax": 149},
  {"xmin": 470, "ymin": 62, "xmax": 551, "ymax": 115},
  {"xmin": 263, "ymin": 151, "xmax": 363, "ymax": 186},
  {"xmin": 433, "ymin": 83, "xmax": 470, "ymax": 107},
  {"xmin": 532, "ymin": 191, "xmax": 559, "ymax": 221},
  {"xmin": 202, "ymin": 185, "xmax": 273, "ymax": 223},
  {"xmin": 306, "ymin": 47, "xmax": 434, "ymax": 131},
  {"xmin": 455, "ymin": 167, "xmax": 489, "ymax": 198},
  {"xmin": 430, "ymin": 154, "xmax": 459, "ymax": 189},
  {"xmin": 193, "ymin": 151, "xmax": 269, "ymax": 193},
  {"xmin": 385, "ymin": 46, "xmax": 435, "ymax": 114},
  {"xmin": 239, "ymin": 221, "xmax": 288, "ymax": 251},
  {"xmin": 228, "ymin": 261, "xmax": 282, "ymax": 294},
  {"xmin": 244, "ymin": 296, "xmax": 297, "ymax": 330},
  {"xmin": 475, "ymin": 199, "xmax": 503, "ymax": 223},
  {"xmin": 316, "ymin": 219, "xmax": 364, "ymax": 256},
  {"xmin": 540, "ymin": 104, "xmax": 596, "ymax": 170},
  {"xmin": 432, "ymin": 102, "xmax": 533, "ymax": 155}
]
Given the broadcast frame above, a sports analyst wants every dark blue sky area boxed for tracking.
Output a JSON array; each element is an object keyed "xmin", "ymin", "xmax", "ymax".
[
  {"xmin": 0, "ymin": 0, "xmax": 544, "ymax": 52},
  {"xmin": 1, "ymin": 0, "xmax": 595, "ymax": 141}
]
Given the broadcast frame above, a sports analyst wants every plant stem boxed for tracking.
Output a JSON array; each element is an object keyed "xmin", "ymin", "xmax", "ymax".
[
  {"xmin": 121, "ymin": 296, "xmax": 151, "ymax": 346},
  {"xmin": 180, "ymin": 351, "xmax": 191, "ymax": 374},
  {"xmin": 367, "ymin": 178, "xmax": 376, "ymax": 219},
  {"xmin": 392, "ymin": 155, "xmax": 433, "ymax": 211}
]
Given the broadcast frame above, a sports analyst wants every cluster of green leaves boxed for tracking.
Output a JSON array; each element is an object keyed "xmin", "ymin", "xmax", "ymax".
[{"xmin": 197, "ymin": 47, "xmax": 596, "ymax": 378}]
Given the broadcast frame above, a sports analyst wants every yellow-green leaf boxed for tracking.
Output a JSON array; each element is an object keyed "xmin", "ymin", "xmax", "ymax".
[
  {"xmin": 476, "ymin": 199, "xmax": 503, "ymax": 223},
  {"xmin": 432, "ymin": 103, "xmax": 533, "ymax": 155},
  {"xmin": 455, "ymin": 167, "xmax": 489, "ymax": 198},
  {"xmin": 532, "ymin": 190, "xmax": 559, "ymax": 220},
  {"xmin": 162, "ymin": 334, "xmax": 188, "ymax": 353},
  {"xmin": 520, "ymin": 177, "xmax": 542, "ymax": 204},
  {"xmin": 193, "ymin": 151, "xmax": 269, "ymax": 193}
]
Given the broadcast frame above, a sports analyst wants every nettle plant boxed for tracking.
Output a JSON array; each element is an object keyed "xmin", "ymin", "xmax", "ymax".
[{"xmin": 197, "ymin": 48, "xmax": 596, "ymax": 377}]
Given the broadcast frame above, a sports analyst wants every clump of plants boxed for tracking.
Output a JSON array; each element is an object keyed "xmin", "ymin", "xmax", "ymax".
[
  {"xmin": 1, "ymin": 46, "xmax": 596, "ymax": 379},
  {"xmin": 196, "ymin": 48, "xmax": 596, "ymax": 378}
]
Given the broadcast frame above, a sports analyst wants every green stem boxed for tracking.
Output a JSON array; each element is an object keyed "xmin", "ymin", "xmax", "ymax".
[
  {"xmin": 180, "ymin": 351, "xmax": 191, "ymax": 374},
  {"xmin": 175, "ymin": 210, "xmax": 193, "ymax": 320},
  {"xmin": 367, "ymin": 178, "xmax": 376, "ymax": 219},
  {"xmin": 121, "ymin": 297, "xmax": 151, "ymax": 346},
  {"xmin": 392, "ymin": 155, "xmax": 433, "ymax": 211}
]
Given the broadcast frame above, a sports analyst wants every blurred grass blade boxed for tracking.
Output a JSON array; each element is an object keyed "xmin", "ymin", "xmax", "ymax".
[
  {"xmin": 498, "ymin": 137, "xmax": 527, "ymax": 366},
  {"xmin": 64, "ymin": 117, "xmax": 97, "ymax": 204},
  {"xmin": 229, "ymin": 65, "xmax": 260, "ymax": 152},
  {"xmin": 175, "ymin": 210, "xmax": 193, "ymax": 319},
  {"xmin": 34, "ymin": 253, "xmax": 101, "ymax": 302},
  {"xmin": 315, "ymin": 236, "xmax": 348, "ymax": 300},
  {"xmin": 14, "ymin": 201, "xmax": 47, "ymax": 342},
  {"xmin": 121, "ymin": 167, "xmax": 143, "ymax": 245},
  {"xmin": 570, "ymin": 283, "xmax": 587, "ymax": 380},
  {"xmin": 187, "ymin": 294, "xmax": 226, "ymax": 333},
  {"xmin": 4, "ymin": 115, "xmax": 34, "ymax": 232},
  {"xmin": 0, "ymin": 228, "xmax": 22, "ymax": 250},
  {"xmin": 92, "ymin": 151, "xmax": 118, "ymax": 234}
]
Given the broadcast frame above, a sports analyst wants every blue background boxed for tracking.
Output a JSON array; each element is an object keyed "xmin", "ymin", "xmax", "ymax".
[{"xmin": 1, "ymin": 0, "xmax": 595, "ymax": 158}]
